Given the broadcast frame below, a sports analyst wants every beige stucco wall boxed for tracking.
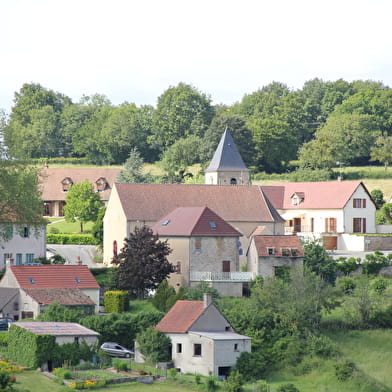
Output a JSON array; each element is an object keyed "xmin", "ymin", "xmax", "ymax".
[
  {"xmin": 103, "ymin": 186, "xmax": 129, "ymax": 265},
  {"xmin": 213, "ymin": 338, "xmax": 251, "ymax": 375},
  {"xmin": 205, "ymin": 171, "xmax": 250, "ymax": 186},
  {"xmin": 81, "ymin": 288, "xmax": 101, "ymax": 314},
  {"xmin": 19, "ymin": 289, "xmax": 40, "ymax": 319},
  {"xmin": 164, "ymin": 237, "xmax": 190, "ymax": 288}
]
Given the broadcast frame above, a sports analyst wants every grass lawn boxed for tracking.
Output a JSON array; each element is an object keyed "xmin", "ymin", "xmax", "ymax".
[
  {"xmin": 14, "ymin": 370, "xmax": 68, "ymax": 392},
  {"xmin": 47, "ymin": 220, "xmax": 94, "ymax": 234}
]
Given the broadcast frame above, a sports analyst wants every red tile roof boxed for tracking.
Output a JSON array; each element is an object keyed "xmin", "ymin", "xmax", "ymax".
[
  {"xmin": 262, "ymin": 181, "xmax": 372, "ymax": 209},
  {"xmin": 252, "ymin": 235, "xmax": 304, "ymax": 257},
  {"xmin": 151, "ymin": 207, "xmax": 242, "ymax": 237},
  {"xmin": 10, "ymin": 265, "xmax": 100, "ymax": 289},
  {"xmin": 39, "ymin": 168, "xmax": 121, "ymax": 202},
  {"xmin": 156, "ymin": 300, "xmax": 205, "ymax": 333},
  {"xmin": 24, "ymin": 288, "xmax": 96, "ymax": 306},
  {"xmin": 115, "ymin": 183, "xmax": 284, "ymax": 223}
]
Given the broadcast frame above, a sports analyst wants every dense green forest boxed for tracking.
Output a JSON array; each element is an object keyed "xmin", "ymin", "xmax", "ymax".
[{"xmin": 2, "ymin": 79, "xmax": 392, "ymax": 176}]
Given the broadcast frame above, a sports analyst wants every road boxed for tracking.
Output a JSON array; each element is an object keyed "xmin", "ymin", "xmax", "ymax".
[{"xmin": 46, "ymin": 244, "xmax": 104, "ymax": 268}]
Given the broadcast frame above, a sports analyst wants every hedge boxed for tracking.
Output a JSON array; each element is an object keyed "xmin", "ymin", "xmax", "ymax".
[
  {"xmin": 47, "ymin": 233, "xmax": 99, "ymax": 245},
  {"xmin": 104, "ymin": 291, "xmax": 129, "ymax": 313}
]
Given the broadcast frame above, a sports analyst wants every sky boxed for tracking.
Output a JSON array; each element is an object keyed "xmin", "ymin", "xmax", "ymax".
[{"xmin": 1, "ymin": 0, "xmax": 392, "ymax": 113}]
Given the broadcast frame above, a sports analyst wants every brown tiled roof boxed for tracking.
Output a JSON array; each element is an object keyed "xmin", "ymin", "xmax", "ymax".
[
  {"xmin": 24, "ymin": 288, "xmax": 96, "ymax": 306},
  {"xmin": 13, "ymin": 321, "xmax": 99, "ymax": 336},
  {"xmin": 39, "ymin": 168, "xmax": 121, "ymax": 202},
  {"xmin": 115, "ymin": 183, "xmax": 284, "ymax": 223},
  {"xmin": 151, "ymin": 207, "xmax": 242, "ymax": 237},
  {"xmin": 262, "ymin": 181, "xmax": 373, "ymax": 210},
  {"xmin": 253, "ymin": 235, "xmax": 304, "ymax": 257},
  {"xmin": 156, "ymin": 300, "xmax": 205, "ymax": 333},
  {"xmin": 10, "ymin": 265, "xmax": 100, "ymax": 289}
]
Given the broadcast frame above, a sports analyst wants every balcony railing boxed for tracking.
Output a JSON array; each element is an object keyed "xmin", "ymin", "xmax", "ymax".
[
  {"xmin": 285, "ymin": 225, "xmax": 314, "ymax": 234},
  {"xmin": 190, "ymin": 271, "xmax": 254, "ymax": 282}
]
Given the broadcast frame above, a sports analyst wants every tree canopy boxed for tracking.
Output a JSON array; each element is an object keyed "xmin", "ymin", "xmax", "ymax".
[
  {"xmin": 63, "ymin": 180, "xmax": 102, "ymax": 232},
  {"xmin": 111, "ymin": 225, "xmax": 174, "ymax": 298}
]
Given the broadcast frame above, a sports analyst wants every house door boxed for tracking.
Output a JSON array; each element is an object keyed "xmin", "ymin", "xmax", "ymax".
[
  {"xmin": 222, "ymin": 260, "xmax": 230, "ymax": 272},
  {"xmin": 293, "ymin": 218, "xmax": 301, "ymax": 233}
]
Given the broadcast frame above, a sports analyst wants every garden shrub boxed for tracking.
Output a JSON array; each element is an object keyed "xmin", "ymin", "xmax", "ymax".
[
  {"xmin": 371, "ymin": 277, "xmax": 388, "ymax": 295},
  {"xmin": 0, "ymin": 370, "xmax": 16, "ymax": 391},
  {"xmin": 47, "ymin": 233, "xmax": 99, "ymax": 245},
  {"xmin": 307, "ymin": 334, "xmax": 338, "ymax": 358},
  {"xmin": 336, "ymin": 277, "xmax": 356, "ymax": 294},
  {"xmin": 206, "ymin": 376, "xmax": 217, "ymax": 392},
  {"xmin": 195, "ymin": 374, "xmax": 201, "ymax": 384},
  {"xmin": 53, "ymin": 367, "xmax": 72, "ymax": 379},
  {"xmin": 224, "ymin": 371, "xmax": 244, "ymax": 392},
  {"xmin": 0, "ymin": 333, "xmax": 8, "ymax": 346},
  {"xmin": 254, "ymin": 380, "xmax": 269, "ymax": 392},
  {"xmin": 336, "ymin": 257, "xmax": 360, "ymax": 275},
  {"xmin": 168, "ymin": 368, "xmax": 178, "ymax": 379},
  {"xmin": 136, "ymin": 326, "xmax": 171, "ymax": 363},
  {"xmin": 277, "ymin": 384, "xmax": 300, "ymax": 392},
  {"xmin": 334, "ymin": 361, "xmax": 356, "ymax": 381},
  {"xmin": 112, "ymin": 358, "xmax": 129, "ymax": 372}
]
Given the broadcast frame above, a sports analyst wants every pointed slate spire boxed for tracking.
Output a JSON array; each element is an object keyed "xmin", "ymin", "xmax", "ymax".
[{"xmin": 205, "ymin": 128, "xmax": 249, "ymax": 172}]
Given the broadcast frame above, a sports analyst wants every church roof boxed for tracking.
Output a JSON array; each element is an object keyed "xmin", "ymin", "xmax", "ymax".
[{"xmin": 205, "ymin": 128, "xmax": 249, "ymax": 172}]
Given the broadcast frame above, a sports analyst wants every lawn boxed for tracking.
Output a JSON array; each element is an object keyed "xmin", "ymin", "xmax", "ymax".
[{"xmin": 47, "ymin": 219, "xmax": 94, "ymax": 234}]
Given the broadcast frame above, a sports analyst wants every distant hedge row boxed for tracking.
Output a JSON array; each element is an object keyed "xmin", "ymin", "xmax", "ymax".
[{"xmin": 47, "ymin": 233, "xmax": 99, "ymax": 245}]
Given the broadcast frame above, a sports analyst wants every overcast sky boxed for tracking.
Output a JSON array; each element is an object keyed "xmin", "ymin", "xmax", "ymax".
[{"xmin": 1, "ymin": 0, "xmax": 392, "ymax": 112}]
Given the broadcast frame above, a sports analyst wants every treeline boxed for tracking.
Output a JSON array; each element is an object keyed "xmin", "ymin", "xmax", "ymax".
[{"xmin": 2, "ymin": 79, "xmax": 392, "ymax": 174}]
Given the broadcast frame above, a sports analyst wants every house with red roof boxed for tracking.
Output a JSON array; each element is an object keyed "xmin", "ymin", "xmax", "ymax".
[
  {"xmin": 151, "ymin": 206, "xmax": 250, "ymax": 296},
  {"xmin": 0, "ymin": 265, "xmax": 101, "ymax": 319},
  {"xmin": 39, "ymin": 167, "xmax": 121, "ymax": 217},
  {"xmin": 103, "ymin": 182, "xmax": 285, "ymax": 266},
  {"xmin": 247, "ymin": 232, "xmax": 304, "ymax": 278},
  {"xmin": 140, "ymin": 293, "xmax": 251, "ymax": 377},
  {"xmin": 262, "ymin": 181, "xmax": 377, "ymax": 250}
]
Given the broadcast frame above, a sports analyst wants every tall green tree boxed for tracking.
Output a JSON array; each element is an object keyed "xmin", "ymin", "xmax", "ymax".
[
  {"xmin": 159, "ymin": 135, "xmax": 201, "ymax": 182},
  {"xmin": 112, "ymin": 225, "xmax": 174, "ymax": 298},
  {"xmin": 3, "ymin": 83, "xmax": 72, "ymax": 158},
  {"xmin": 0, "ymin": 159, "xmax": 45, "ymax": 240},
  {"xmin": 117, "ymin": 148, "xmax": 152, "ymax": 183},
  {"xmin": 298, "ymin": 113, "xmax": 380, "ymax": 169},
  {"xmin": 370, "ymin": 135, "xmax": 392, "ymax": 169},
  {"xmin": 151, "ymin": 82, "xmax": 214, "ymax": 151},
  {"xmin": 63, "ymin": 180, "xmax": 102, "ymax": 232}
]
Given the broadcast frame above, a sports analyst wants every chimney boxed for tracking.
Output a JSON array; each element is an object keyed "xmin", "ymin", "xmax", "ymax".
[{"xmin": 203, "ymin": 292, "xmax": 212, "ymax": 308}]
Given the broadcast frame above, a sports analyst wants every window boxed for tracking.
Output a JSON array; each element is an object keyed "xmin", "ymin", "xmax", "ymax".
[
  {"xmin": 291, "ymin": 248, "xmax": 298, "ymax": 257},
  {"xmin": 222, "ymin": 260, "xmax": 230, "ymax": 272},
  {"xmin": 3, "ymin": 254, "xmax": 12, "ymax": 265},
  {"xmin": 176, "ymin": 261, "xmax": 181, "ymax": 274},
  {"xmin": 177, "ymin": 343, "xmax": 182, "ymax": 353},
  {"xmin": 325, "ymin": 218, "xmax": 337, "ymax": 233},
  {"xmin": 4, "ymin": 226, "xmax": 13, "ymax": 240},
  {"xmin": 43, "ymin": 202, "xmax": 51, "ymax": 216},
  {"xmin": 230, "ymin": 178, "xmax": 237, "ymax": 185},
  {"xmin": 74, "ymin": 337, "xmax": 80, "ymax": 345},
  {"xmin": 281, "ymin": 248, "xmax": 290, "ymax": 256},
  {"xmin": 26, "ymin": 254, "xmax": 34, "ymax": 263},
  {"xmin": 23, "ymin": 227, "xmax": 30, "ymax": 238},
  {"xmin": 267, "ymin": 247, "xmax": 275, "ymax": 255},
  {"xmin": 234, "ymin": 343, "xmax": 239, "ymax": 352},
  {"xmin": 209, "ymin": 221, "xmax": 217, "ymax": 230},
  {"xmin": 195, "ymin": 238, "xmax": 202, "ymax": 250},
  {"xmin": 16, "ymin": 254, "xmax": 22, "ymax": 265},
  {"xmin": 194, "ymin": 344, "xmax": 202, "ymax": 356},
  {"xmin": 353, "ymin": 218, "xmax": 366, "ymax": 233},
  {"xmin": 353, "ymin": 198, "xmax": 366, "ymax": 208}
]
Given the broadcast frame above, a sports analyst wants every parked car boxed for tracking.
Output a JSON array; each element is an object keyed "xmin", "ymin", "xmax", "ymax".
[
  {"xmin": 0, "ymin": 318, "xmax": 14, "ymax": 331},
  {"xmin": 100, "ymin": 342, "xmax": 134, "ymax": 358}
]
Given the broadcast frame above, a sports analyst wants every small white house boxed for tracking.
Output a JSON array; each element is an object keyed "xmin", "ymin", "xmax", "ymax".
[{"xmin": 153, "ymin": 293, "xmax": 251, "ymax": 378}]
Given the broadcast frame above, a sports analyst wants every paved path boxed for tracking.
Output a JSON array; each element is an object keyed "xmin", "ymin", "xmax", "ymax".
[{"xmin": 47, "ymin": 244, "xmax": 104, "ymax": 268}]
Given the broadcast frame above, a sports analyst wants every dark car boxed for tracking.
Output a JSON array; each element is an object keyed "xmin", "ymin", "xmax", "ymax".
[
  {"xmin": 100, "ymin": 342, "xmax": 134, "ymax": 358},
  {"xmin": 0, "ymin": 318, "xmax": 14, "ymax": 331}
]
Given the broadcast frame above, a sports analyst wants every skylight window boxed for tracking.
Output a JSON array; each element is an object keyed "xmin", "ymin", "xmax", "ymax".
[
  {"xmin": 28, "ymin": 278, "xmax": 35, "ymax": 284},
  {"xmin": 162, "ymin": 219, "xmax": 170, "ymax": 226},
  {"xmin": 75, "ymin": 277, "xmax": 81, "ymax": 284},
  {"xmin": 209, "ymin": 221, "xmax": 217, "ymax": 230}
]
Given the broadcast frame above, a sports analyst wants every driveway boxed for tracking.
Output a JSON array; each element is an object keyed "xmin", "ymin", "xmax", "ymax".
[{"xmin": 47, "ymin": 244, "xmax": 104, "ymax": 268}]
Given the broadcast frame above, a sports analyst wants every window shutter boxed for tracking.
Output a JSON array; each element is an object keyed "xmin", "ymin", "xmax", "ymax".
[{"xmin": 363, "ymin": 199, "xmax": 366, "ymax": 208}]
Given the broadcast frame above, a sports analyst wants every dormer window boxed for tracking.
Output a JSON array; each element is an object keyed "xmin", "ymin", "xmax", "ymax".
[
  {"xmin": 291, "ymin": 192, "xmax": 305, "ymax": 206},
  {"xmin": 61, "ymin": 177, "xmax": 73, "ymax": 192},
  {"xmin": 267, "ymin": 247, "xmax": 275, "ymax": 255},
  {"xmin": 281, "ymin": 248, "xmax": 290, "ymax": 256},
  {"xmin": 209, "ymin": 221, "xmax": 217, "ymax": 230},
  {"xmin": 96, "ymin": 177, "xmax": 108, "ymax": 192}
]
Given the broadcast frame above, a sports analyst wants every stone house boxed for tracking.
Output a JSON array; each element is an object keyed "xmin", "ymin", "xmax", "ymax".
[
  {"xmin": 39, "ymin": 167, "xmax": 121, "ymax": 217},
  {"xmin": 153, "ymin": 293, "xmax": 251, "ymax": 378},
  {"xmin": 0, "ymin": 265, "xmax": 101, "ymax": 319},
  {"xmin": 247, "ymin": 232, "xmax": 304, "ymax": 278},
  {"xmin": 151, "ymin": 206, "xmax": 249, "ymax": 296}
]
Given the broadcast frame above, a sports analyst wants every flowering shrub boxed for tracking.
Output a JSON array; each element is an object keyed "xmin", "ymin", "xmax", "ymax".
[
  {"xmin": 0, "ymin": 360, "xmax": 24, "ymax": 373},
  {"xmin": 69, "ymin": 379, "xmax": 106, "ymax": 389}
]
